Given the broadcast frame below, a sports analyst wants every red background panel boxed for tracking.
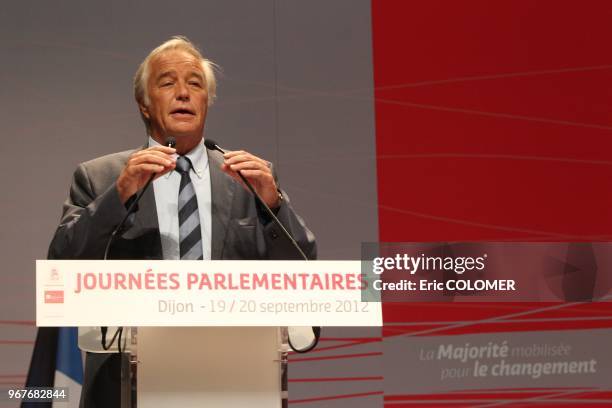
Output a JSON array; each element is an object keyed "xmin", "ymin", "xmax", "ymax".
[
  {"xmin": 372, "ymin": 0, "xmax": 612, "ymax": 242},
  {"xmin": 372, "ymin": 1, "xmax": 612, "ymax": 405}
]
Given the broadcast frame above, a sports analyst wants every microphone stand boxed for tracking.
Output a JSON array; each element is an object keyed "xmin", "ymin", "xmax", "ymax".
[
  {"xmin": 100, "ymin": 137, "xmax": 177, "ymax": 352},
  {"xmin": 204, "ymin": 139, "xmax": 320, "ymax": 353}
]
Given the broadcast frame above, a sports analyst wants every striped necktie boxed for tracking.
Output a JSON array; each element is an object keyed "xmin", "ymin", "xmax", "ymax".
[{"xmin": 176, "ymin": 156, "xmax": 203, "ymax": 260}]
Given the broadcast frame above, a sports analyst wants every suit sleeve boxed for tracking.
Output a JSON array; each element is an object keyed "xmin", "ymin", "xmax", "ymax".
[
  {"xmin": 260, "ymin": 189, "xmax": 317, "ymax": 260},
  {"xmin": 48, "ymin": 163, "xmax": 129, "ymax": 260}
]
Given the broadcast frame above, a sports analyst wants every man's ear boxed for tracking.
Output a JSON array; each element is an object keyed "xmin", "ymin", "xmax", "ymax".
[{"xmin": 138, "ymin": 102, "xmax": 150, "ymax": 120}]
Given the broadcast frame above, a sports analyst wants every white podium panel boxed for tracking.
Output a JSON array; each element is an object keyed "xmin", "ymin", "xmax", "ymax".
[
  {"xmin": 36, "ymin": 260, "xmax": 382, "ymax": 327},
  {"xmin": 137, "ymin": 327, "xmax": 282, "ymax": 408}
]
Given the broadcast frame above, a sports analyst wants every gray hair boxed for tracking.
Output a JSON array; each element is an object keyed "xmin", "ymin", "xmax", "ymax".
[{"xmin": 134, "ymin": 36, "xmax": 217, "ymax": 133}]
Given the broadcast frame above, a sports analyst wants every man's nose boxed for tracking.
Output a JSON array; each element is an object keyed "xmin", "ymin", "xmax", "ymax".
[{"xmin": 176, "ymin": 81, "xmax": 190, "ymax": 101}]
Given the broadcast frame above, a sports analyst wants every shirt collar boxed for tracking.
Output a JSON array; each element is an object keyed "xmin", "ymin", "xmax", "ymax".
[{"xmin": 148, "ymin": 136, "xmax": 209, "ymax": 179}]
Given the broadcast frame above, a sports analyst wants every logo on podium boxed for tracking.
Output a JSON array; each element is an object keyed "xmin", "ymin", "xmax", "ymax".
[{"xmin": 44, "ymin": 290, "xmax": 64, "ymax": 304}]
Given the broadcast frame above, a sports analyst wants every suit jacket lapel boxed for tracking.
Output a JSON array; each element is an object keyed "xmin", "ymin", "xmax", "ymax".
[
  {"xmin": 117, "ymin": 145, "xmax": 163, "ymax": 259},
  {"xmin": 208, "ymin": 149, "xmax": 235, "ymax": 259},
  {"xmin": 119, "ymin": 180, "xmax": 163, "ymax": 259}
]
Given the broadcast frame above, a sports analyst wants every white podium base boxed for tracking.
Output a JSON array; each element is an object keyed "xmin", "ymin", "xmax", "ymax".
[{"xmin": 137, "ymin": 327, "xmax": 283, "ymax": 408}]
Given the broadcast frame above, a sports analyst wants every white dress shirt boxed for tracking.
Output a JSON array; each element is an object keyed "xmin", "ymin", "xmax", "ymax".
[{"xmin": 149, "ymin": 136, "xmax": 212, "ymax": 260}]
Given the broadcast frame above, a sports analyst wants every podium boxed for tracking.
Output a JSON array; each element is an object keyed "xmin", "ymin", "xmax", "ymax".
[
  {"xmin": 37, "ymin": 260, "xmax": 382, "ymax": 407},
  {"xmin": 133, "ymin": 327, "xmax": 287, "ymax": 407}
]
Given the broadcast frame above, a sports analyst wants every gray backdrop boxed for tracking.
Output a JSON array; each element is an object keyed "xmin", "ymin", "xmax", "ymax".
[{"xmin": 0, "ymin": 1, "xmax": 379, "ymax": 407}]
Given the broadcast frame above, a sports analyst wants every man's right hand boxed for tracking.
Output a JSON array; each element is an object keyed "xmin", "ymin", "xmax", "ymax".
[{"xmin": 116, "ymin": 146, "xmax": 177, "ymax": 204}]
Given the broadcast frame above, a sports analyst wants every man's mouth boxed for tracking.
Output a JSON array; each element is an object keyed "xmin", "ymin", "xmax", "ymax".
[{"xmin": 170, "ymin": 107, "xmax": 195, "ymax": 116}]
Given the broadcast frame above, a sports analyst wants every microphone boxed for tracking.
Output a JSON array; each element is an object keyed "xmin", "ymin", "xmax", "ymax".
[
  {"xmin": 101, "ymin": 136, "xmax": 176, "ymax": 351},
  {"xmin": 204, "ymin": 138, "xmax": 320, "ymax": 352}
]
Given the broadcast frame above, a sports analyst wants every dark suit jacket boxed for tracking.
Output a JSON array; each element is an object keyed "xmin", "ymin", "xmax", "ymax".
[{"xmin": 48, "ymin": 147, "xmax": 316, "ymax": 261}]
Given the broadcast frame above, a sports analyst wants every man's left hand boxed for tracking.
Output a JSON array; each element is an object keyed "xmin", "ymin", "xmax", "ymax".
[{"xmin": 221, "ymin": 150, "xmax": 280, "ymax": 208}]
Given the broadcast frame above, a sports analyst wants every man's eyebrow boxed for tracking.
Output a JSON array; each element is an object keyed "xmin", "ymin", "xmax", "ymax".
[
  {"xmin": 188, "ymin": 71, "xmax": 205, "ymax": 80},
  {"xmin": 156, "ymin": 71, "xmax": 176, "ymax": 81}
]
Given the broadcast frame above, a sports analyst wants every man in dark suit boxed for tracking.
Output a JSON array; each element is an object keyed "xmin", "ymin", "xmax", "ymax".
[{"xmin": 47, "ymin": 36, "xmax": 316, "ymax": 407}]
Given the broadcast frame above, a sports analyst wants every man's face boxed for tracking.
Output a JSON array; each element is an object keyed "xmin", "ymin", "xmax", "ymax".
[{"xmin": 140, "ymin": 50, "xmax": 208, "ymax": 146}]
